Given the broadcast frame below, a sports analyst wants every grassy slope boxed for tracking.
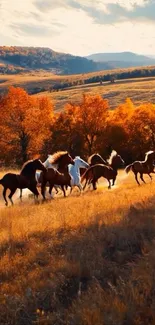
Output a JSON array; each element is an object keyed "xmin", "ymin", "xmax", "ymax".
[
  {"xmin": 1, "ymin": 68, "xmax": 155, "ymax": 111},
  {"xmin": 40, "ymin": 76, "xmax": 155, "ymax": 111},
  {"xmin": 1, "ymin": 171, "xmax": 155, "ymax": 324}
]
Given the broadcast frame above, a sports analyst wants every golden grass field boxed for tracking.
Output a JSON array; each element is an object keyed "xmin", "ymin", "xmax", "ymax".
[
  {"xmin": 1, "ymin": 68, "xmax": 155, "ymax": 111},
  {"xmin": 1, "ymin": 169, "xmax": 155, "ymax": 324},
  {"xmin": 42, "ymin": 76, "xmax": 155, "ymax": 111}
]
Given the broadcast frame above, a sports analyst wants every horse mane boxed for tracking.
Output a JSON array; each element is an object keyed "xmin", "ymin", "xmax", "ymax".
[
  {"xmin": 21, "ymin": 159, "xmax": 33, "ymax": 171},
  {"xmin": 144, "ymin": 150, "xmax": 154, "ymax": 161},
  {"xmin": 88, "ymin": 153, "xmax": 104, "ymax": 164},
  {"xmin": 49, "ymin": 151, "xmax": 68, "ymax": 164},
  {"xmin": 20, "ymin": 159, "xmax": 35, "ymax": 175},
  {"xmin": 107, "ymin": 150, "xmax": 118, "ymax": 165}
]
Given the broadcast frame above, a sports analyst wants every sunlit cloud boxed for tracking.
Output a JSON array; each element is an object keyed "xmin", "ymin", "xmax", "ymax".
[{"xmin": 0, "ymin": 0, "xmax": 155, "ymax": 56}]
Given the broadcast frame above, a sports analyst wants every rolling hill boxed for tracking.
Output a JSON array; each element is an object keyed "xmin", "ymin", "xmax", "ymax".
[
  {"xmin": 86, "ymin": 51, "xmax": 155, "ymax": 68},
  {"xmin": 0, "ymin": 46, "xmax": 112, "ymax": 75},
  {"xmin": 1, "ymin": 47, "xmax": 155, "ymax": 75}
]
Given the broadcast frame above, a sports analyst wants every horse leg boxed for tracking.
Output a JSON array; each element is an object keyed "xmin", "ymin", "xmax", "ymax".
[
  {"xmin": 49, "ymin": 184, "xmax": 54, "ymax": 199},
  {"xmin": 112, "ymin": 176, "xmax": 116, "ymax": 186},
  {"xmin": 41, "ymin": 180, "xmax": 47, "ymax": 200},
  {"xmin": 19, "ymin": 189, "xmax": 22, "ymax": 202},
  {"xmin": 148, "ymin": 174, "xmax": 152, "ymax": 181},
  {"xmin": 92, "ymin": 179, "xmax": 97, "ymax": 190},
  {"xmin": 77, "ymin": 183, "xmax": 83, "ymax": 194},
  {"xmin": 83, "ymin": 179, "xmax": 88, "ymax": 191},
  {"xmin": 140, "ymin": 173, "xmax": 146, "ymax": 184},
  {"xmin": 70, "ymin": 186, "xmax": 73, "ymax": 195},
  {"xmin": 61, "ymin": 185, "xmax": 66, "ymax": 197},
  {"xmin": 8, "ymin": 188, "xmax": 16, "ymax": 206},
  {"xmin": 54, "ymin": 185, "xmax": 59, "ymax": 194},
  {"xmin": 108, "ymin": 180, "xmax": 111, "ymax": 189},
  {"xmin": 3, "ymin": 188, "xmax": 8, "ymax": 206},
  {"xmin": 28, "ymin": 185, "xmax": 39, "ymax": 203},
  {"xmin": 135, "ymin": 172, "xmax": 140, "ymax": 185}
]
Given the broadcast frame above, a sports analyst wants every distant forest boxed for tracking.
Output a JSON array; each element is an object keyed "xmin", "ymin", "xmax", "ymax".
[
  {"xmin": 0, "ymin": 46, "xmax": 111, "ymax": 75},
  {"xmin": 47, "ymin": 67, "xmax": 155, "ymax": 93}
]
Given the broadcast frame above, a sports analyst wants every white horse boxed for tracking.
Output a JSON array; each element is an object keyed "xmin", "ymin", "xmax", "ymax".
[
  {"xmin": 20, "ymin": 155, "xmax": 89, "ymax": 199},
  {"xmin": 69, "ymin": 156, "xmax": 89, "ymax": 193}
]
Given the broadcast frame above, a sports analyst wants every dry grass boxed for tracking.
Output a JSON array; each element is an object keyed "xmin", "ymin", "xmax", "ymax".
[
  {"xmin": 42, "ymin": 76, "xmax": 155, "ymax": 111},
  {"xmin": 1, "ymin": 170, "xmax": 155, "ymax": 324},
  {"xmin": 1, "ymin": 68, "xmax": 155, "ymax": 111}
]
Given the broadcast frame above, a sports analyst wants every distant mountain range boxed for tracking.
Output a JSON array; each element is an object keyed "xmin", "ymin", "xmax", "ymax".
[
  {"xmin": 86, "ymin": 51, "xmax": 155, "ymax": 68},
  {"xmin": 0, "ymin": 47, "xmax": 155, "ymax": 75}
]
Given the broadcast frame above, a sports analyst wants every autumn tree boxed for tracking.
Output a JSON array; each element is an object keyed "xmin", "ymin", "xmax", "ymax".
[
  {"xmin": 45, "ymin": 103, "xmax": 84, "ymax": 157},
  {"xmin": 0, "ymin": 87, "xmax": 54, "ymax": 165},
  {"xmin": 127, "ymin": 103, "xmax": 155, "ymax": 159},
  {"xmin": 103, "ymin": 98, "xmax": 134, "ymax": 162},
  {"xmin": 75, "ymin": 94, "xmax": 109, "ymax": 156}
]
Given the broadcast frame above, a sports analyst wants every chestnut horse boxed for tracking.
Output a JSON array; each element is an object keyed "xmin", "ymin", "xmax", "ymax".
[
  {"xmin": 82, "ymin": 151, "xmax": 124, "ymax": 190},
  {"xmin": 0, "ymin": 159, "xmax": 46, "ymax": 206},
  {"xmin": 39, "ymin": 151, "xmax": 74, "ymax": 199},
  {"xmin": 125, "ymin": 150, "xmax": 155, "ymax": 185}
]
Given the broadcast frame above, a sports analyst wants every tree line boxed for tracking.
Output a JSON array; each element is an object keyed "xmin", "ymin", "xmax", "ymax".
[{"xmin": 0, "ymin": 87, "xmax": 155, "ymax": 167}]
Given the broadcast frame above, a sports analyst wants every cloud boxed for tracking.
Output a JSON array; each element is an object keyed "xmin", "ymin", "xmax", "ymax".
[
  {"xmin": 10, "ymin": 23, "xmax": 60, "ymax": 38},
  {"xmin": 1, "ymin": 0, "xmax": 155, "ymax": 56},
  {"xmin": 34, "ymin": 0, "xmax": 155, "ymax": 25},
  {"xmin": 34, "ymin": 0, "xmax": 68, "ymax": 12},
  {"xmin": 75, "ymin": 0, "xmax": 155, "ymax": 25}
]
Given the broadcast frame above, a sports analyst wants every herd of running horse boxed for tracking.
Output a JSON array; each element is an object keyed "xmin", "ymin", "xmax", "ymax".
[{"xmin": 0, "ymin": 149, "xmax": 155, "ymax": 206}]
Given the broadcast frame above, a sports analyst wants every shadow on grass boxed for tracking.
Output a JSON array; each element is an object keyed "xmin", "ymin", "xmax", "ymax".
[{"xmin": 1, "ymin": 196, "xmax": 155, "ymax": 324}]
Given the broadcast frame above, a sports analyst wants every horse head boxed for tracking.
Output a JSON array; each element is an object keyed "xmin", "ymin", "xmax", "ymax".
[
  {"xmin": 108, "ymin": 151, "xmax": 125, "ymax": 169},
  {"xmin": 75, "ymin": 156, "xmax": 89, "ymax": 169},
  {"xmin": 64, "ymin": 153, "xmax": 74, "ymax": 166},
  {"xmin": 145, "ymin": 150, "xmax": 155, "ymax": 164}
]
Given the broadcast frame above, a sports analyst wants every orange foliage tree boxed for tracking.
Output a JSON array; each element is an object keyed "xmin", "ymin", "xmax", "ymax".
[
  {"xmin": 127, "ymin": 103, "xmax": 155, "ymax": 159},
  {"xmin": 103, "ymin": 98, "xmax": 134, "ymax": 161},
  {"xmin": 1, "ymin": 86, "xmax": 155, "ymax": 166},
  {"xmin": 47, "ymin": 103, "xmax": 83, "ymax": 155},
  {"xmin": 74, "ymin": 94, "xmax": 109, "ymax": 155},
  {"xmin": 0, "ymin": 87, "xmax": 54, "ymax": 165},
  {"xmin": 47, "ymin": 94, "xmax": 109, "ymax": 157}
]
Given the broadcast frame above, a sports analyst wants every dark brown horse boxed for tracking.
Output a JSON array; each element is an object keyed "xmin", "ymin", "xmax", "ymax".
[
  {"xmin": 39, "ymin": 151, "xmax": 74, "ymax": 199},
  {"xmin": 82, "ymin": 151, "xmax": 124, "ymax": 190},
  {"xmin": 0, "ymin": 159, "xmax": 47, "ymax": 206},
  {"xmin": 125, "ymin": 150, "xmax": 155, "ymax": 185}
]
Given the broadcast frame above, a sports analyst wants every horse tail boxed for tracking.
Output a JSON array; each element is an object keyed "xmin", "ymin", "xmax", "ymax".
[
  {"xmin": 125, "ymin": 163, "xmax": 133, "ymax": 174},
  {"xmin": 0, "ymin": 178, "xmax": 3, "ymax": 185},
  {"xmin": 81, "ymin": 166, "xmax": 94, "ymax": 183}
]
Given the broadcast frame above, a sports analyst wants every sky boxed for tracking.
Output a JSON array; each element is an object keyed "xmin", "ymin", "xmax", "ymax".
[{"xmin": 0, "ymin": 0, "xmax": 155, "ymax": 56}]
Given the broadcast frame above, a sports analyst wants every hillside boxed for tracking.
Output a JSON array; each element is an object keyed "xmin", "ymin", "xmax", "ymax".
[
  {"xmin": 1, "ymin": 171, "xmax": 155, "ymax": 324},
  {"xmin": 1, "ymin": 47, "xmax": 155, "ymax": 75},
  {"xmin": 86, "ymin": 51, "xmax": 155, "ymax": 68},
  {"xmin": 0, "ymin": 46, "xmax": 112, "ymax": 75}
]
